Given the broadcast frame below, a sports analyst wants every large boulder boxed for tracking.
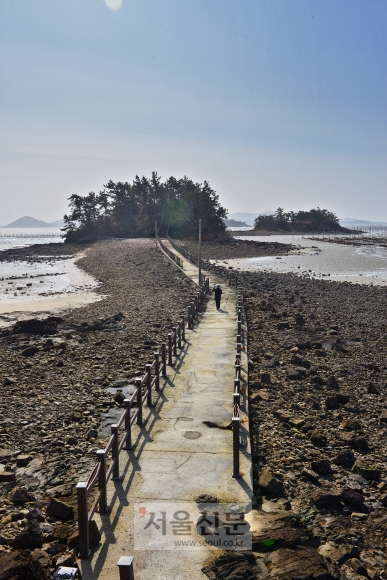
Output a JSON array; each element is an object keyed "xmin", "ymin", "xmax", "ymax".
[
  {"xmin": 258, "ymin": 470, "xmax": 284, "ymax": 495},
  {"xmin": 47, "ymin": 498, "xmax": 74, "ymax": 520},
  {"xmin": 352, "ymin": 459, "xmax": 380, "ymax": 480}
]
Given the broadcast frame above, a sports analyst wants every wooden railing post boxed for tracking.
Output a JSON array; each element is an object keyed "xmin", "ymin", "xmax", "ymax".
[
  {"xmin": 124, "ymin": 398, "xmax": 132, "ymax": 449},
  {"xmin": 177, "ymin": 321, "xmax": 182, "ymax": 349},
  {"xmin": 117, "ymin": 556, "xmax": 135, "ymax": 580},
  {"xmin": 237, "ymin": 319, "xmax": 242, "ymax": 336},
  {"xmin": 232, "ymin": 406, "xmax": 240, "ymax": 478},
  {"xmin": 97, "ymin": 449, "xmax": 108, "ymax": 514},
  {"xmin": 154, "ymin": 352, "xmax": 160, "ymax": 390},
  {"xmin": 234, "ymin": 378, "xmax": 240, "ymax": 393},
  {"xmin": 111, "ymin": 424, "xmax": 120, "ymax": 480},
  {"xmin": 161, "ymin": 343, "xmax": 167, "ymax": 376},
  {"xmin": 135, "ymin": 378, "xmax": 143, "ymax": 425},
  {"xmin": 97, "ymin": 450, "xmax": 108, "ymax": 513},
  {"xmin": 146, "ymin": 364, "xmax": 152, "ymax": 406},
  {"xmin": 76, "ymin": 482, "xmax": 90, "ymax": 558},
  {"xmin": 181, "ymin": 316, "xmax": 185, "ymax": 341},
  {"xmin": 173, "ymin": 328, "xmax": 177, "ymax": 357},
  {"xmin": 187, "ymin": 305, "xmax": 192, "ymax": 329},
  {"xmin": 168, "ymin": 333, "xmax": 173, "ymax": 365}
]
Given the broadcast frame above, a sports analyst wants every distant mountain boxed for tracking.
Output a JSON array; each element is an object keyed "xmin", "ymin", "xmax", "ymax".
[
  {"xmin": 49, "ymin": 219, "xmax": 65, "ymax": 227},
  {"xmin": 228, "ymin": 211, "xmax": 275, "ymax": 226},
  {"xmin": 340, "ymin": 217, "xmax": 387, "ymax": 226},
  {"xmin": 1, "ymin": 216, "xmax": 63, "ymax": 228}
]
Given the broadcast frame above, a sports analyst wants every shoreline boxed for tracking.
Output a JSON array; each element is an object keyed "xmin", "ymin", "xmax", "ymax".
[
  {"xmin": 0, "ymin": 251, "xmax": 104, "ymax": 327},
  {"xmin": 1, "ymin": 237, "xmax": 387, "ymax": 578}
]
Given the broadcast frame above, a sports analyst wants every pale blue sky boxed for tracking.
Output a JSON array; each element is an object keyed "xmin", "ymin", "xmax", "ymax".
[{"xmin": 1, "ymin": 0, "xmax": 386, "ymax": 223}]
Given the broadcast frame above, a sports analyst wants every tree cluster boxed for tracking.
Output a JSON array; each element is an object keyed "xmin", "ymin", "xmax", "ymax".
[
  {"xmin": 63, "ymin": 173, "xmax": 228, "ymax": 242},
  {"xmin": 254, "ymin": 207, "xmax": 342, "ymax": 232}
]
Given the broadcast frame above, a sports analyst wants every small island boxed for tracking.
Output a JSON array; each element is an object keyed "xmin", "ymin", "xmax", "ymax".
[
  {"xmin": 253, "ymin": 207, "xmax": 347, "ymax": 233},
  {"xmin": 224, "ymin": 218, "xmax": 249, "ymax": 227}
]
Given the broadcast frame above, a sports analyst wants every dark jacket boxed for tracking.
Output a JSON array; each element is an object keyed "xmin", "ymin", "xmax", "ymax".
[{"xmin": 213, "ymin": 286, "xmax": 222, "ymax": 299}]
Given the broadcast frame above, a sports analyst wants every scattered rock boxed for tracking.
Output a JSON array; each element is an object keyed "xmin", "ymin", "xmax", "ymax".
[
  {"xmin": 312, "ymin": 490, "xmax": 342, "ymax": 509},
  {"xmin": 3, "ymin": 377, "xmax": 16, "ymax": 386},
  {"xmin": 318, "ymin": 541, "xmax": 359, "ymax": 566},
  {"xmin": 0, "ymin": 471, "xmax": 16, "ymax": 482},
  {"xmin": 367, "ymin": 382, "xmax": 380, "ymax": 394},
  {"xmin": 333, "ymin": 449, "xmax": 356, "ymax": 467},
  {"xmin": 341, "ymin": 489, "xmax": 364, "ymax": 508},
  {"xmin": 47, "ymin": 498, "xmax": 74, "ymax": 520},
  {"xmin": 310, "ymin": 430, "xmax": 327, "ymax": 446},
  {"xmin": 21, "ymin": 346, "xmax": 40, "ymax": 357},
  {"xmin": 340, "ymin": 419, "xmax": 361, "ymax": 431},
  {"xmin": 258, "ymin": 470, "xmax": 284, "ymax": 495},
  {"xmin": 16, "ymin": 454, "xmax": 31, "ymax": 467},
  {"xmin": 352, "ymin": 459, "xmax": 380, "ymax": 480},
  {"xmin": 310, "ymin": 459, "xmax": 332, "ymax": 475},
  {"xmin": 9, "ymin": 486, "xmax": 31, "ymax": 503}
]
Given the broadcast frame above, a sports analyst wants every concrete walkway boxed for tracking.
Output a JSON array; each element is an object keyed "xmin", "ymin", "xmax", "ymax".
[{"xmin": 80, "ymin": 242, "xmax": 253, "ymax": 580}]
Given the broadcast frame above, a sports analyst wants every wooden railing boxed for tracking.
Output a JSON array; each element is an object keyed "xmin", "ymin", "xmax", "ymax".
[
  {"xmin": 166, "ymin": 236, "xmax": 199, "ymax": 266},
  {"xmin": 76, "ymin": 277, "xmax": 209, "ymax": 559},
  {"xmin": 157, "ymin": 237, "xmax": 184, "ymax": 268},
  {"xmin": 232, "ymin": 286, "xmax": 244, "ymax": 479}
]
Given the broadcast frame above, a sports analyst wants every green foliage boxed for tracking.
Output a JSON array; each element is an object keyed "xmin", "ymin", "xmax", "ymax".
[
  {"xmin": 254, "ymin": 207, "xmax": 341, "ymax": 231},
  {"xmin": 63, "ymin": 172, "xmax": 228, "ymax": 242}
]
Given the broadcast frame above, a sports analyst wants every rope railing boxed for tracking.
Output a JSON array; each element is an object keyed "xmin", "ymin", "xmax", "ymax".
[
  {"xmin": 232, "ymin": 283, "xmax": 245, "ymax": 479},
  {"xmin": 76, "ymin": 274, "xmax": 209, "ymax": 559}
]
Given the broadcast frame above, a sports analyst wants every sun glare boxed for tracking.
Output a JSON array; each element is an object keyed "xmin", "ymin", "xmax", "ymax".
[{"xmin": 104, "ymin": 0, "xmax": 122, "ymax": 10}]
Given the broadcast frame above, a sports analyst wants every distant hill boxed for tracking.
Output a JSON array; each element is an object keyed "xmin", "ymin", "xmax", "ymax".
[
  {"xmin": 228, "ymin": 211, "xmax": 275, "ymax": 226},
  {"xmin": 340, "ymin": 217, "xmax": 387, "ymax": 226},
  {"xmin": 49, "ymin": 219, "xmax": 65, "ymax": 227},
  {"xmin": 1, "ymin": 216, "xmax": 64, "ymax": 228}
]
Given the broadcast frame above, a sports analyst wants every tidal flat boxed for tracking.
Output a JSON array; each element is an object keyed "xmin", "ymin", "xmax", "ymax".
[{"xmin": 205, "ymin": 259, "xmax": 387, "ymax": 580}]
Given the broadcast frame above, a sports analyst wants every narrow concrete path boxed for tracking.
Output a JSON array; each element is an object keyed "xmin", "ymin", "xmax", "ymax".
[{"xmin": 80, "ymin": 243, "xmax": 252, "ymax": 580}]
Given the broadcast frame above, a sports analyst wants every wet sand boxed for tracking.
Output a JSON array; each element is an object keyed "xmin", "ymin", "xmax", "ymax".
[
  {"xmin": 0, "ymin": 252, "xmax": 104, "ymax": 326},
  {"xmin": 218, "ymin": 235, "xmax": 387, "ymax": 286}
]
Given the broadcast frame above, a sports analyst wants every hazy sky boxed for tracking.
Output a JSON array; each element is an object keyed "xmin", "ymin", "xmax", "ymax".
[{"xmin": 1, "ymin": 0, "xmax": 386, "ymax": 224}]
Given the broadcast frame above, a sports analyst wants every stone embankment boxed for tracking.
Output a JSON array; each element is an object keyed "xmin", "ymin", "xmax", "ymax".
[
  {"xmin": 204, "ymin": 262, "xmax": 387, "ymax": 579},
  {"xmin": 0, "ymin": 239, "xmax": 196, "ymax": 579}
]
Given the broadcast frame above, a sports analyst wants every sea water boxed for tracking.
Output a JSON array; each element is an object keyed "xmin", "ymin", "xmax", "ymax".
[
  {"xmin": 0, "ymin": 228, "xmax": 63, "ymax": 252},
  {"xmin": 226, "ymin": 235, "xmax": 387, "ymax": 286}
]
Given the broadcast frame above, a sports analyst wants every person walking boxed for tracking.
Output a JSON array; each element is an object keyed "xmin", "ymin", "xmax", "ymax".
[{"xmin": 213, "ymin": 284, "xmax": 222, "ymax": 310}]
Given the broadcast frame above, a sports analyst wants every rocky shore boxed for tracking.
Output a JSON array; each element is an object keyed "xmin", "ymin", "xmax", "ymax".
[
  {"xmin": 204, "ymin": 262, "xmax": 387, "ymax": 579},
  {"xmin": 0, "ymin": 239, "xmax": 197, "ymax": 579},
  {"xmin": 171, "ymin": 237, "xmax": 294, "ymax": 262}
]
